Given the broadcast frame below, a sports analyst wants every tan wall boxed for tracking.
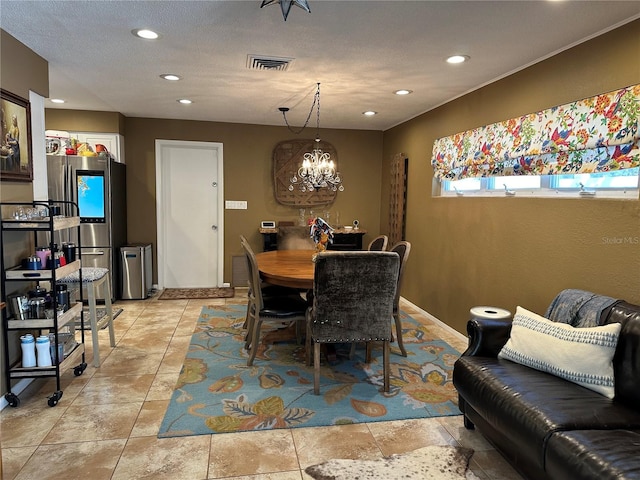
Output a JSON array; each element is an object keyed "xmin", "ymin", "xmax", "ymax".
[
  {"xmin": 45, "ymin": 117, "xmax": 383, "ymax": 287},
  {"xmin": 0, "ymin": 30, "xmax": 48, "ymax": 100},
  {"xmin": 382, "ymin": 20, "xmax": 640, "ymax": 334},
  {"xmin": 122, "ymin": 118, "xmax": 383, "ymax": 284},
  {"xmin": 46, "ymin": 109, "xmax": 125, "ymax": 135},
  {"xmin": 0, "ymin": 29, "xmax": 50, "ymax": 397},
  {"xmin": 0, "ymin": 29, "xmax": 45, "ymax": 203}
]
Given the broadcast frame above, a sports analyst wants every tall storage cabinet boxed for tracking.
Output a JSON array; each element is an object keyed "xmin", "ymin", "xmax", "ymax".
[{"xmin": 0, "ymin": 201, "xmax": 87, "ymax": 407}]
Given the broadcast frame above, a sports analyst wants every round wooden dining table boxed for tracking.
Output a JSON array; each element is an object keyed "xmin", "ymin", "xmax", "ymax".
[{"xmin": 255, "ymin": 249, "xmax": 316, "ymax": 290}]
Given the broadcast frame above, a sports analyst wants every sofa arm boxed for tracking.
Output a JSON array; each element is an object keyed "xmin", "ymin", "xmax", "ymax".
[{"xmin": 461, "ymin": 317, "xmax": 513, "ymax": 357}]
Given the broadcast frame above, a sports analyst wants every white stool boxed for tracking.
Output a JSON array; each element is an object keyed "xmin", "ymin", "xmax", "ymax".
[
  {"xmin": 58, "ymin": 267, "xmax": 116, "ymax": 367},
  {"xmin": 470, "ymin": 306, "xmax": 512, "ymax": 320}
]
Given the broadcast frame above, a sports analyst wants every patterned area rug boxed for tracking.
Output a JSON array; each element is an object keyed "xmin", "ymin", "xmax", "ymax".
[
  {"xmin": 158, "ymin": 304, "xmax": 462, "ymax": 437},
  {"xmin": 305, "ymin": 445, "xmax": 478, "ymax": 480},
  {"xmin": 158, "ymin": 287, "xmax": 235, "ymax": 300}
]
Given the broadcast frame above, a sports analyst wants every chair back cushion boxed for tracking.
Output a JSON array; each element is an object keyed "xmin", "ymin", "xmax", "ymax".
[{"xmin": 311, "ymin": 251, "xmax": 399, "ymax": 342}]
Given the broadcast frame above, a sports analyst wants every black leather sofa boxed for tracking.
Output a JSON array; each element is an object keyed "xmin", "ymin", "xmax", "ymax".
[{"xmin": 453, "ymin": 294, "xmax": 640, "ymax": 480}]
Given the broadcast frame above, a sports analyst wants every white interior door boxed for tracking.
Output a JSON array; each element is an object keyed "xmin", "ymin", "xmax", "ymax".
[{"xmin": 156, "ymin": 140, "xmax": 224, "ymax": 288}]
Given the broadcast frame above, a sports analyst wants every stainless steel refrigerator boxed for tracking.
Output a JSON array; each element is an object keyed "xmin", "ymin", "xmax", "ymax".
[{"xmin": 47, "ymin": 155, "xmax": 127, "ymax": 301}]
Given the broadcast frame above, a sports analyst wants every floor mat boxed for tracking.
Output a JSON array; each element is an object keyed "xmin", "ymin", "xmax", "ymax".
[{"xmin": 158, "ymin": 287, "xmax": 235, "ymax": 300}]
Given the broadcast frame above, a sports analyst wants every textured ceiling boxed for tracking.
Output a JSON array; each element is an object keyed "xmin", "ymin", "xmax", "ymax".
[{"xmin": 1, "ymin": 1, "xmax": 639, "ymax": 131}]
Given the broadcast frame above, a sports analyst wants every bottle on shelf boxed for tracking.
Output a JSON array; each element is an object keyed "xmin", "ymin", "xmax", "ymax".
[
  {"xmin": 49, "ymin": 333, "xmax": 64, "ymax": 365},
  {"xmin": 35, "ymin": 246, "xmax": 50, "ymax": 269},
  {"xmin": 36, "ymin": 335, "xmax": 53, "ymax": 367},
  {"xmin": 20, "ymin": 334, "xmax": 36, "ymax": 367}
]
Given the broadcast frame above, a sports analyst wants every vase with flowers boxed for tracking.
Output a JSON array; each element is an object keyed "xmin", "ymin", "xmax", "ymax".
[{"xmin": 310, "ymin": 217, "xmax": 334, "ymax": 258}]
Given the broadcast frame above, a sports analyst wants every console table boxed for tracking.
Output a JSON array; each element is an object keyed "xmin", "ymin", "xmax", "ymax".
[{"xmin": 259, "ymin": 227, "xmax": 367, "ymax": 251}]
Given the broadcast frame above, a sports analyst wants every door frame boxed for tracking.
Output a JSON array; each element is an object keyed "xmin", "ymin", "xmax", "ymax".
[{"xmin": 155, "ymin": 139, "xmax": 224, "ymax": 289}]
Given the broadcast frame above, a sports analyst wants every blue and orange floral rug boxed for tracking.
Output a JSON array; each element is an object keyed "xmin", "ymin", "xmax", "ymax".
[{"xmin": 158, "ymin": 304, "xmax": 461, "ymax": 437}]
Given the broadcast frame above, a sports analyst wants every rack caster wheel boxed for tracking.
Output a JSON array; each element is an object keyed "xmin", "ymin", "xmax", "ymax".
[
  {"xmin": 47, "ymin": 391, "xmax": 63, "ymax": 407},
  {"xmin": 73, "ymin": 362, "xmax": 87, "ymax": 376},
  {"xmin": 5, "ymin": 392, "xmax": 19, "ymax": 407}
]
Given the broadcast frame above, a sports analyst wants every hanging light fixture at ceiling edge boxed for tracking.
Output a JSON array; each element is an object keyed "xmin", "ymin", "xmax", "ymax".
[
  {"xmin": 285, "ymin": 83, "xmax": 344, "ymax": 193},
  {"xmin": 260, "ymin": 0, "xmax": 311, "ymax": 21}
]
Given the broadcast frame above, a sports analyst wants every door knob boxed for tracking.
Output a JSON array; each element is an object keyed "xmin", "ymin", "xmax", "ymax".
[{"xmin": 211, "ymin": 225, "xmax": 218, "ymax": 230}]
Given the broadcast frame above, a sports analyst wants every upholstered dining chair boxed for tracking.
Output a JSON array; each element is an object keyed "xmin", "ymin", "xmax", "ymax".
[
  {"xmin": 367, "ymin": 235, "xmax": 388, "ymax": 251},
  {"xmin": 306, "ymin": 251, "xmax": 399, "ymax": 394},
  {"xmin": 241, "ymin": 239, "xmax": 308, "ymax": 366},
  {"xmin": 389, "ymin": 241, "xmax": 411, "ymax": 357}
]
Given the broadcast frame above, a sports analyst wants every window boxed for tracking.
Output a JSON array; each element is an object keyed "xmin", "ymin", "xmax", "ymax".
[
  {"xmin": 551, "ymin": 168, "xmax": 639, "ymax": 190},
  {"xmin": 440, "ymin": 169, "xmax": 639, "ymax": 198}
]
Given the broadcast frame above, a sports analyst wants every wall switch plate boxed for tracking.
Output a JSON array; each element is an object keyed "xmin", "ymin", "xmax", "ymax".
[{"xmin": 225, "ymin": 200, "xmax": 248, "ymax": 209}]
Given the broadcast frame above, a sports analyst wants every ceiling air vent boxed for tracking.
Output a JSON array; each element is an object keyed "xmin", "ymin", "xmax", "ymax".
[{"xmin": 247, "ymin": 55, "xmax": 294, "ymax": 71}]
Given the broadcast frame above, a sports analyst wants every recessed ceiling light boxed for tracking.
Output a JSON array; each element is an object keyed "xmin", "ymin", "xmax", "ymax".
[
  {"xmin": 177, "ymin": 99, "xmax": 193, "ymax": 104},
  {"xmin": 363, "ymin": 111, "xmax": 377, "ymax": 116},
  {"xmin": 160, "ymin": 74, "xmax": 181, "ymax": 81},
  {"xmin": 50, "ymin": 98, "xmax": 65, "ymax": 104},
  {"xmin": 394, "ymin": 89, "xmax": 413, "ymax": 96},
  {"xmin": 446, "ymin": 55, "xmax": 470, "ymax": 64},
  {"xmin": 132, "ymin": 29, "xmax": 159, "ymax": 40}
]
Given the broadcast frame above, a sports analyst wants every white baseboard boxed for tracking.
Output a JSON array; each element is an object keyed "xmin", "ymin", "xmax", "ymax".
[
  {"xmin": 401, "ymin": 297, "xmax": 467, "ymax": 342},
  {"xmin": 0, "ymin": 378, "xmax": 34, "ymax": 411}
]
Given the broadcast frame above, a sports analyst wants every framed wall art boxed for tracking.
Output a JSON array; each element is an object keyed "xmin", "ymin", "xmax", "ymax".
[
  {"xmin": 272, "ymin": 138, "xmax": 338, "ymax": 207},
  {"xmin": 1, "ymin": 89, "xmax": 33, "ymax": 182}
]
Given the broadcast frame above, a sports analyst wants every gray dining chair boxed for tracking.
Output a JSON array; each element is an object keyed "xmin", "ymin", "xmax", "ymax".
[
  {"xmin": 389, "ymin": 241, "xmax": 411, "ymax": 357},
  {"xmin": 367, "ymin": 235, "xmax": 388, "ymax": 251},
  {"xmin": 241, "ymin": 239, "xmax": 308, "ymax": 366},
  {"xmin": 306, "ymin": 251, "xmax": 399, "ymax": 394}
]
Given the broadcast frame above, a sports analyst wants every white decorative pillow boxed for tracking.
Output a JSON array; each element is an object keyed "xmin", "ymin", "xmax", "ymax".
[{"xmin": 498, "ymin": 306, "xmax": 621, "ymax": 399}]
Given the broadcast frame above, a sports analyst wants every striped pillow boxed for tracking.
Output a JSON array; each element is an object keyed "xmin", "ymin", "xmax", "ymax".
[{"xmin": 498, "ymin": 306, "xmax": 621, "ymax": 398}]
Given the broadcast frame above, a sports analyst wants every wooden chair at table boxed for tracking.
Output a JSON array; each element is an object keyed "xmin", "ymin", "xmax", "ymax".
[
  {"xmin": 241, "ymin": 240, "xmax": 308, "ymax": 366},
  {"xmin": 306, "ymin": 251, "xmax": 399, "ymax": 394},
  {"xmin": 389, "ymin": 240, "xmax": 411, "ymax": 357},
  {"xmin": 239, "ymin": 235, "xmax": 302, "ymax": 342},
  {"xmin": 367, "ymin": 234, "xmax": 388, "ymax": 251}
]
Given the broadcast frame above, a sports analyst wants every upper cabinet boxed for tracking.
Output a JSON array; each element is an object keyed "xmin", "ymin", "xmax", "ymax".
[
  {"xmin": 69, "ymin": 132, "xmax": 125, "ymax": 164},
  {"xmin": 46, "ymin": 130, "xmax": 125, "ymax": 164}
]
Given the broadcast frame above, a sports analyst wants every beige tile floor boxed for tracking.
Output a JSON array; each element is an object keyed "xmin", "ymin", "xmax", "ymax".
[{"xmin": 1, "ymin": 290, "xmax": 523, "ymax": 480}]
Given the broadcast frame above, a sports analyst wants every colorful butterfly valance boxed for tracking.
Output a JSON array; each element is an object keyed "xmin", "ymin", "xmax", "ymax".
[{"xmin": 431, "ymin": 84, "xmax": 640, "ymax": 181}]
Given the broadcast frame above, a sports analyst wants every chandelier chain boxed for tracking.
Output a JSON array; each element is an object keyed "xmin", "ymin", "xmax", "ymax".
[
  {"xmin": 281, "ymin": 83, "xmax": 320, "ymax": 135},
  {"xmin": 286, "ymin": 82, "xmax": 344, "ymax": 193},
  {"xmin": 315, "ymin": 82, "xmax": 321, "ymax": 140}
]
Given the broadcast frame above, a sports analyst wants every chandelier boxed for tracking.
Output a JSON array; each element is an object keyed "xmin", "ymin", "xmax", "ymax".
[
  {"xmin": 260, "ymin": 0, "xmax": 310, "ymax": 21},
  {"xmin": 285, "ymin": 84, "xmax": 344, "ymax": 193}
]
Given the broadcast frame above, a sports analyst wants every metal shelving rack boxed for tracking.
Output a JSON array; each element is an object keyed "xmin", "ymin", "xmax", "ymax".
[{"xmin": 0, "ymin": 200, "xmax": 87, "ymax": 407}]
